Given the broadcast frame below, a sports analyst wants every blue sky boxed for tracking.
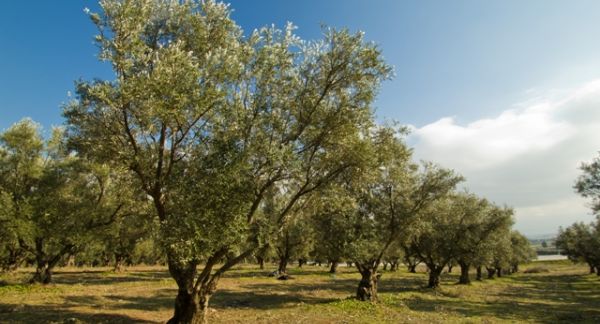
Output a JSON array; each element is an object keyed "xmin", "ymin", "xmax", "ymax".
[{"xmin": 2, "ymin": 0, "xmax": 600, "ymax": 235}]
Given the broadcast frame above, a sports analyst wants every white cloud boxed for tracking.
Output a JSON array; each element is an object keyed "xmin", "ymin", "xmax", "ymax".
[{"xmin": 410, "ymin": 79, "xmax": 600, "ymax": 236}]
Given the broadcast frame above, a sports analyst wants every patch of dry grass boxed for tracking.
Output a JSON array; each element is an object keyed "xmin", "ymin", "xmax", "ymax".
[{"xmin": 0, "ymin": 261, "xmax": 599, "ymax": 323}]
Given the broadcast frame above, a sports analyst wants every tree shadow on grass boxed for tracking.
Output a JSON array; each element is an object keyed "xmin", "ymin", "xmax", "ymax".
[
  {"xmin": 102, "ymin": 290, "xmax": 174, "ymax": 311},
  {"xmin": 58, "ymin": 285, "xmax": 335, "ymax": 315},
  {"xmin": 0, "ymin": 303, "xmax": 155, "ymax": 323},
  {"xmin": 211, "ymin": 289, "xmax": 337, "ymax": 310},
  {"xmin": 50, "ymin": 270, "xmax": 171, "ymax": 286},
  {"xmin": 404, "ymin": 273, "xmax": 600, "ymax": 323},
  {"xmin": 221, "ymin": 275, "xmax": 427, "ymax": 307},
  {"xmin": 405, "ymin": 295, "xmax": 599, "ymax": 323}
]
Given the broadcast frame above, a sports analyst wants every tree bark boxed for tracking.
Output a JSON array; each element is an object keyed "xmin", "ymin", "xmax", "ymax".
[
  {"xmin": 30, "ymin": 263, "xmax": 53, "ymax": 284},
  {"xmin": 486, "ymin": 267, "xmax": 495, "ymax": 279},
  {"xmin": 29, "ymin": 240, "xmax": 75, "ymax": 284},
  {"xmin": 168, "ymin": 289, "xmax": 206, "ymax": 324},
  {"xmin": 356, "ymin": 268, "xmax": 379, "ymax": 302},
  {"xmin": 447, "ymin": 264, "xmax": 453, "ymax": 273},
  {"xmin": 166, "ymin": 261, "xmax": 211, "ymax": 324},
  {"xmin": 329, "ymin": 261, "xmax": 338, "ymax": 274},
  {"xmin": 278, "ymin": 257, "xmax": 288, "ymax": 273},
  {"xmin": 390, "ymin": 261, "xmax": 399, "ymax": 271},
  {"xmin": 458, "ymin": 262, "xmax": 470, "ymax": 284},
  {"xmin": 427, "ymin": 265, "xmax": 443, "ymax": 288},
  {"xmin": 257, "ymin": 256, "xmax": 265, "ymax": 270},
  {"xmin": 408, "ymin": 264, "xmax": 417, "ymax": 273},
  {"xmin": 496, "ymin": 267, "xmax": 503, "ymax": 278},
  {"xmin": 476, "ymin": 266, "xmax": 482, "ymax": 281},
  {"xmin": 382, "ymin": 262, "xmax": 388, "ymax": 271},
  {"xmin": 590, "ymin": 265, "xmax": 596, "ymax": 274}
]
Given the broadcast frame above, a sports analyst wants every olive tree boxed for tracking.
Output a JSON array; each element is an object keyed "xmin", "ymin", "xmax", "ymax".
[
  {"xmin": 567, "ymin": 152, "xmax": 600, "ymax": 274},
  {"xmin": 454, "ymin": 197, "xmax": 514, "ymax": 284},
  {"xmin": 310, "ymin": 185, "xmax": 358, "ymax": 273},
  {"xmin": 0, "ymin": 119, "xmax": 44, "ymax": 272},
  {"xmin": 575, "ymin": 153, "xmax": 600, "ymax": 213},
  {"xmin": 556, "ymin": 221, "xmax": 600, "ymax": 274},
  {"xmin": 274, "ymin": 209, "xmax": 315, "ymax": 273},
  {"xmin": 100, "ymin": 206, "xmax": 155, "ymax": 272},
  {"xmin": 409, "ymin": 196, "xmax": 463, "ymax": 288},
  {"xmin": 344, "ymin": 127, "xmax": 462, "ymax": 301},
  {"xmin": 0, "ymin": 120, "xmax": 132, "ymax": 282},
  {"xmin": 408, "ymin": 193, "xmax": 511, "ymax": 287},
  {"xmin": 508, "ymin": 230, "xmax": 536, "ymax": 273},
  {"xmin": 65, "ymin": 1, "xmax": 390, "ymax": 322}
]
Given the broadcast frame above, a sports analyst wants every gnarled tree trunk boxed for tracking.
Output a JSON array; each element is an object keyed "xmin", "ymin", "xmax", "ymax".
[
  {"xmin": 356, "ymin": 268, "xmax": 379, "ymax": 301},
  {"xmin": 496, "ymin": 267, "xmax": 503, "ymax": 278},
  {"xmin": 427, "ymin": 265, "xmax": 444, "ymax": 288},
  {"xmin": 486, "ymin": 267, "xmax": 496, "ymax": 279},
  {"xmin": 329, "ymin": 261, "xmax": 338, "ymax": 274},
  {"xmin": 256, "ymin": 256, "xmax": 265, "ymax": 270},
  {"xmin": 31, "ymin": 263, "xmax": 53, "ymax": 284},
  {"xmin": 458, "ymin": 262, "xmax": 470, "ymax": 284},
  {"xmin": 355, "ymin": 261, "xmax": 381, "ymax": 302},
  {"xmin": 278, "ymin": 257, "xmax": 288, "ymax": 273},
  {"xmin": 407, "ymin": 264, "xmax": 417, "ymax": 273},
  {"xmin": 167, "ymin": 261, "xmax": 212, "ymax": 324},
  {"xmin": 29, "ymin": 239, "xmax": 75, "ymax": 284},
  {"xmin": 404, "ymin": 255, "xmax": 419, "ymax": 274},
  {"xmin": 476, "ymin": 266, "xmax": 482, "ymax": 281},
  {"xmin": 166, "ymin": 245, "xmax": 256, "ymax": 324}
]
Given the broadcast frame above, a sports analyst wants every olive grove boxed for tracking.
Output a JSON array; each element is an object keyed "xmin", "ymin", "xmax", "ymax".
[{"xmin": 0, "ymin": 1, "xmax": 539, "ymax": 323}]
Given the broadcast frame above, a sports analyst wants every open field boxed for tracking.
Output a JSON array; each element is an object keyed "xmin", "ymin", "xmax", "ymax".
[{"xmin": 1, "ymin": 260, "xmax": 599, "ymax": 323}]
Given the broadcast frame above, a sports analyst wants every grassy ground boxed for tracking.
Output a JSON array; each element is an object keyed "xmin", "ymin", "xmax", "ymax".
[{"xmin": 0, "ymin": 260, "xmax": 599, "ymax": 323}]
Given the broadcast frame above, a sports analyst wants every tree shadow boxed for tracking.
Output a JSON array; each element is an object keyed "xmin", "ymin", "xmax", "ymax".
[
  {"xmin": 50, "ymin": 270, "xmax": 171, "ymax": 286},
  {"xmin": 404, "ymin": 272, "xmax": 600, "ymax": 323},
  {"xmin": 0, "ymin": 303, "xmax": 154, "ymax": 323},
  {"xmin": 102, "ymin": 290, "xmax": 174, "ymax": 311},
  {"xmin": 211, "ymin": 289, "xmax": 337, "ymax": 310}
]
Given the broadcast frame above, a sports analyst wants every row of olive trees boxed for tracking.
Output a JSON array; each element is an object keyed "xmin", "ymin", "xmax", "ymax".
[
  {"xmin": 0, "ymin": 119, "xmax": 156, "ymax": 281},
  {"xmin": 0, "ymin": 1, "xmax": 531, "ymax": 323},
  {"xmin": 555, "ymin": 151, "xmax": 600, "ymax": 275},
  {"xmin": 294, "ymin": 129, "xmax": 534, "ymax": 300},
  {"xmin": 249, "ymin": 128, "xmax": 534, "ymax": 300}
]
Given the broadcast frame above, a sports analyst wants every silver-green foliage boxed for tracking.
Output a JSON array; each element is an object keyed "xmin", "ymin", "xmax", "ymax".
[
  {"xmin": 64, "ymin": 0, "xmax": 391, "ymax": 321},
  {"xmin": 0, "ymin": 119, "xmax": 133, "ymax": 280}
]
